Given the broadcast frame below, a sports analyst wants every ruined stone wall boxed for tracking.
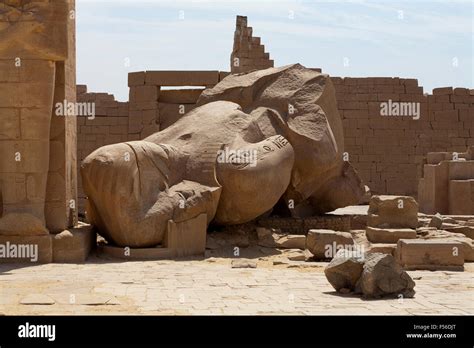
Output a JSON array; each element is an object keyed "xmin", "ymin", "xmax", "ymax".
[
  {"xmin": 77, "ymin": 75, "xmax": 473, "ymax": 212},
  {"xmin": 332, "ymin": 77, "xmax": 474, "ymax": 197},
  {"xmin": 127, "ymin": 70, "xmax": 225, "ymax": 131}
]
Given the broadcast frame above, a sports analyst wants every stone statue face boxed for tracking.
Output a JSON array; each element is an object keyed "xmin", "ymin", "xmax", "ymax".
[
  {"xmin": 81, "ymin": 64, "xmax": 364, "ymax": 248},
  {"xmin": 0, "ymin": 0, "xmax": 69, "ymax": 59}
]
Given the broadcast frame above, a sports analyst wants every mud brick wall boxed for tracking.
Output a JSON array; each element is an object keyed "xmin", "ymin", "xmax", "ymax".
[{"xmin": 332, "ymin": 77, "xmax": 474, "ymax": 197}]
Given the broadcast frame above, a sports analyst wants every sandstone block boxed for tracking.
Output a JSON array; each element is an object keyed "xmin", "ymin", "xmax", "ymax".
[
  {"xmin": 306, "ymin": 229, "xmax": 355, "ymax": 259},
  {"xmin": 130, "ymin": 85, "xmax": 159, "ymax": 103},
  {"xmin": 366, "ymin": 226, "xmax": 416, "ymax": 243},
  {"xmin": 368, "ymin": 195, "xmax": 418, "ymax": 228},
  {"xmin": 158, "ymin": 89, "xmax": 203, "ymax": 104},
  {"xmin": 145, "ymin": 71, "xmax": 219, "ymax": 86},
  {"xmin": 367, "ymin": 243, "xmax": 397, "ymax": 256},
  {"xmin": 128, "ymin": 71, "xmax": 145, "ymax": 86},
  {"xmin": 274, "ymin": 234, "xmax": 306, "ymax": 250},
  {"xmin": 397, "ymin": 239, "xmax": 464, "ymax": 271},
  {"xmin": 164, "ymin": 214, "xmax": 207, "ymax": 257},
  {"xmin": 449, "ymin": 180, "xmax": 474, "ymax": 215},
  {"xmin": 52, "ymin": 223, "xmax": 95, "ymax": 263},
  {"xmin": 433, "ymin": 87, "xmax": 453, "ymax": 95}
]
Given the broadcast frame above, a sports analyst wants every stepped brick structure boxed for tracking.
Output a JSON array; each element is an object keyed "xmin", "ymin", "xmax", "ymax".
[
  {"xmin": 230, "ymin": 15, "xmax": 274, "ymax": 73},
  {"xmin": 418, "ymin": 146, "xmax": 474, "ymax": 214}
]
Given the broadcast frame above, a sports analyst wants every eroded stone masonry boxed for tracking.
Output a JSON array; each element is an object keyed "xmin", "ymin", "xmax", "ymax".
[
  {"xmin": 76, "ymin": 17, "xmax": 474, "ymax": 211},
  {"xmin": 0, "ymin": 6, "xmax": 473, "ymax": 309}
]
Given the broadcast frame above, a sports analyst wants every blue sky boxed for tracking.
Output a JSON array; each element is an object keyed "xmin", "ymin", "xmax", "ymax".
[{"xmin": 77, "ymin": 0, "xmax": 473, "ymax": 101}]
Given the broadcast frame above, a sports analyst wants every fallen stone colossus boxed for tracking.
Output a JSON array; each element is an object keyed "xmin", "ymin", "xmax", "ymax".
[{"xmin": 81, "ymin": 64, "xmax": 364, "ymax": 248}]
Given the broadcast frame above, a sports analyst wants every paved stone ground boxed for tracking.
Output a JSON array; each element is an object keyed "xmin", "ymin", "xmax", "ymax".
[{"xmin": 1, "ymin": 256, "xmax": 472, "ymax": 315}]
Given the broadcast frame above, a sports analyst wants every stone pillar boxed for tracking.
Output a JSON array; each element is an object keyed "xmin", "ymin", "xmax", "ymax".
[{"xmin": 0, "ymin": 1, "xmax": 77, "ymax": 238}]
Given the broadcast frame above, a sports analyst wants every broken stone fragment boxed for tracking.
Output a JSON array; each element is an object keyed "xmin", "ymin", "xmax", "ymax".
[
  {"xmin": 355, "ymin": 253, "xmax": 415, "ymax": 299},
  {"xmin": 428, "ymin": 213, "xmax": 443, "ymax": 229},
  {"xmin": 397, "ymin": 239, "xmax": 465, "ymax": 270},
  {"xmin": 324, "ymin": 249, "xmax": 365, "ymax": 292}
]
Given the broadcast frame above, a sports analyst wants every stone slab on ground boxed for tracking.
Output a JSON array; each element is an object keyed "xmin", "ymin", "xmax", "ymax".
[
  {"xmin": 366, "ymin": 226, "xmax": 416, "ymax": 243},
  {"xmin": 397, "ymin": 239, "xmax": 464, "ymax": 271},
  {"xmin": 20, "ymin": 294, "xmax": 55, "ymax": 305}
]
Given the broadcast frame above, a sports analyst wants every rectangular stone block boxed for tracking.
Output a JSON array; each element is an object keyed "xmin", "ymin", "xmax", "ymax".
[
  {"xmin": 397, "ymin": 239, "xmax": 464, "ymax": 271},
  {"xmin": 0, "ymin": 235, "xmax": 53, "ymax": 264},
  {"xmin": 426, "ymin": 152, "xmax": 451, "ymax": 164},
  {"xmin": 53, "ymin": 223, "xmax": 95, "ymax": 263},
  {"xmin": 449, "ymin": 180, "xmax": 474, "ymax": 215},
  {"xmin": 432, "ymin": 87, "xmax": 453, "ymax": 95},
  {"xmin": 145, "ymin": 70, "xmax": 219, "ymax": 86},
  {"xmin": 366, "ymin": 226, "xmax": 416, "ymax": 243},
  {"xmin": 418, "ymin": 162, "xmax": 449, "ymax": 214},
  {"xmin": 434, "ymin": 110, "xmax": 458, "ymax": 122},
  {"xmin": 128, "ymin": 71, "xmax": 146, "ymax": 86},
  {"xmin": 129, "ymin": 85, "xmax": 159, "ymax": 103},
  {"xmin": 164, "ymin": 214, "xmax": 207, "ymax": 257},
  {"xmin": 158, "ymin": 89, "xmax": 203, "ymax": 104}
]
